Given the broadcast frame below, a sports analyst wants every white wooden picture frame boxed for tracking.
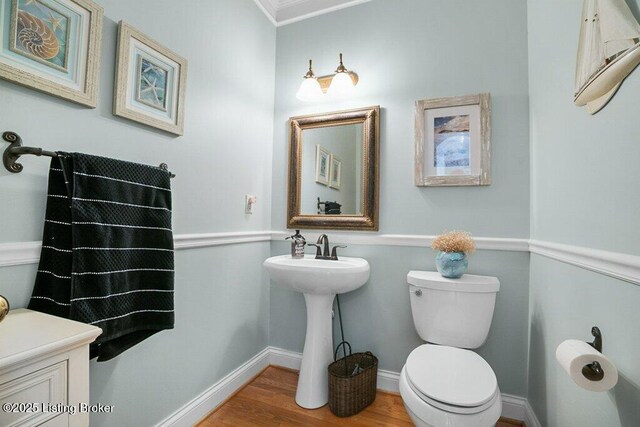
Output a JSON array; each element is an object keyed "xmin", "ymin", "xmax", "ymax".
[{"xmin": 415, "ymin": 93, "xmax": 491, "ymax": 186}]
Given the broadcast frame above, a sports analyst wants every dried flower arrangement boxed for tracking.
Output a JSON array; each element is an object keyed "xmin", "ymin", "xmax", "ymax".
[{"xmin": 431, "ymin": 231, "xmax": 476, "ymax": 254}]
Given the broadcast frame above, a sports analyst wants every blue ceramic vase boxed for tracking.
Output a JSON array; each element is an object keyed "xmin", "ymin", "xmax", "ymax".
[{"xmin": 435, "ymin": 251, "xmax": 468, "ymax": 278}]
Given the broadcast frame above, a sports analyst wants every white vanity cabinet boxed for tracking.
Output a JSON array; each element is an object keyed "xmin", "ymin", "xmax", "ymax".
[{"xmin": 0, "ymin": 309, "xmax": 102, "ymax": 427}]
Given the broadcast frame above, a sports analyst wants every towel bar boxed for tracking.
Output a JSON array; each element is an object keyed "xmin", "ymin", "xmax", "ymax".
[{"xmin": 2, "ymin": 131, "xmax": 176, "ymax": 178}]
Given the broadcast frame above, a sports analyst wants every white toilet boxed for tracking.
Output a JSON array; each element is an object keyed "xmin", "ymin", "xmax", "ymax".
[{"xmin": 399, "ymin": 271, "xmax": 502, "ymax": 427}]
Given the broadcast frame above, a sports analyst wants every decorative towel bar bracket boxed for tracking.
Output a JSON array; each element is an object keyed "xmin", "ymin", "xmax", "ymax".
[
  {"xmin": 2, "ymin": 131, "xmax": 175, "ymax": 178},
  {"xmin": 583, "ymin": 326, "xmax": 605, "ymax": 382}
]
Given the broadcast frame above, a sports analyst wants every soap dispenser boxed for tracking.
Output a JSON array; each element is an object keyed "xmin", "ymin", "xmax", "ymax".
[{"xmin": 286, "ymin": 230, "xmax": 306, "ymax": 259}]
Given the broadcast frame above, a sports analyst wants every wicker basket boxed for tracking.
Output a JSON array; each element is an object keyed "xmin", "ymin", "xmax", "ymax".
[{"xmin": 328, "ymin": 348, "xmax": 378, "ymax": 417}]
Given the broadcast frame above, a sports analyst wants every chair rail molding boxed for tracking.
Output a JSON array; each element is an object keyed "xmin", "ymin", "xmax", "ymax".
[
  {"xmin": 529, "ymin": 239, "xmax": 640, "ymax": 286},
  {"xmin": 0, "ymin": 231, "xmax": 272, "ymax": 268},
  {"xmin": 0, "ymin": 241, "xmax": 41, "ymax": 268},
  {"xmin": 2, "ymin": 233, "xmax": 640, "ymax": 287},
  {"xmin": 271, "ymin": 231, "xmax": 530, "ymax": 252}
]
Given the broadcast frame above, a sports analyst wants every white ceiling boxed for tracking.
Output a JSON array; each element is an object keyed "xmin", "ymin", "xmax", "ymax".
[{"xmin": 254, "ymin": 0, "xmax": 372, "ymax": 26}]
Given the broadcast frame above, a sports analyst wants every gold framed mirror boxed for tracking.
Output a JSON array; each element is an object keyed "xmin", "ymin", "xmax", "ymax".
[{"xmin": 287, "ymin": 106, "xmax": 380, "ymax": 231}]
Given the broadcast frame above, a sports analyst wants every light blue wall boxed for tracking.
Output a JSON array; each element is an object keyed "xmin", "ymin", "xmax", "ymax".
[
  {"xmin": 528, "ymin": 0, "xmax": 640, "ymax": 256},
  {"xmin": 270, "ymin": 0, "xmax": 531, "ymax": 397},
  {"xmin": 527, "ymin": 0, "xmax": 640, "ymax": 425},
  {"xmin": 0, "ymin": 0, "xmax": 275, "ymax": 425},
  {"xmin": 271, "ymin": 0, "xmax": 530, "ymax": 236},
  {"xmin": 528, "ymin": 256, "xmax": 640, "ymax": 426},
  {"xmin": 271, "ymin": 241, "xmax": 531, "ymax": 397}
]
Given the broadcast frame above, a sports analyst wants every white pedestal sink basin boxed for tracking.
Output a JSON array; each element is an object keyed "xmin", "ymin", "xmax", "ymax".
[{"xmin": 264, "ymin": 254, "xmax": 370, "ymax": 409}]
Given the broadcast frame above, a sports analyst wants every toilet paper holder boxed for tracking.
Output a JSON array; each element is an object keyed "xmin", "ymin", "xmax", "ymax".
[{"xmin": 583, "ymin": 326, "xmax": 604, "ymax": 382}]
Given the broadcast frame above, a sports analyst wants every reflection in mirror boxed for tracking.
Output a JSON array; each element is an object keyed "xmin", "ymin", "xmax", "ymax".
[
  {"xmin": 301, "ymin": 124, "xmax": 363, "ymax": 215},
  {"xmin": 288, "ymin": 106, "xmax": 379, "ymax": 231}
]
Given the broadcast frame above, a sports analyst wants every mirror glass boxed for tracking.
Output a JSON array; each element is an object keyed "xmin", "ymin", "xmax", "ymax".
[
  {"xmin": 288, "ymin": 106, "xmax": 379, "ymax": 231},
  {"xmin": 300, "ymin": 124, "xmax": 363, "ymax": 216}
]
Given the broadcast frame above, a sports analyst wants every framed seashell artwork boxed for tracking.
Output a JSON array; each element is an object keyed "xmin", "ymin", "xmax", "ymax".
[
  {"xmin": 114, "ymin": 21, "xmax": 188, "ymax": 136},
  {"xmin": 0, "ymin": 0, "xmax": 103, "ymax": 107}
]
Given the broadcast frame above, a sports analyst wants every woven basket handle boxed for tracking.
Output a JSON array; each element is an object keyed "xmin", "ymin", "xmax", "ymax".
[
  {"xmin": 334, "ymin": 341, "xmax": 352, "ymax": 361},
  {"xmin": 334, "ymin": 341, "xmax": 352, "ymax": 377}
]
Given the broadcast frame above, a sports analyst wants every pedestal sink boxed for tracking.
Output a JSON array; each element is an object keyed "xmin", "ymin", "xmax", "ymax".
[{"xmin": 263, "ymin": 254, "xmax": 370, "ymax": 409}]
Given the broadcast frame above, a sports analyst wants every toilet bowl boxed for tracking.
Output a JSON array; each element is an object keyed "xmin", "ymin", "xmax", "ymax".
[
  {"xmin": 399, "ymin": 344, "xmax": 502, "ymax": 427},
  {"xmin": 401, "ymin": 271, "xmax": 502, "ymax": 427}
]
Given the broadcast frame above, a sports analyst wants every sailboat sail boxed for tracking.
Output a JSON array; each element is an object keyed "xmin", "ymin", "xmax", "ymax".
[
  {"xmin": 576, "ymin": 1, "xmax": 600, "ymax": 93},
  {"xmin": 574, "ymin": 0, "xmax": 640, "ymax": 113},
  {"xmin": 600, "ymin": 0, "xmax": 640, "ymax": 57}
]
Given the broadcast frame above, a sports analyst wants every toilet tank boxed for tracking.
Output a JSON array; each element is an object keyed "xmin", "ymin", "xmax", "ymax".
[{"xmin": 407, "ymin": 271, "xmax": 500, "ymax": 349}]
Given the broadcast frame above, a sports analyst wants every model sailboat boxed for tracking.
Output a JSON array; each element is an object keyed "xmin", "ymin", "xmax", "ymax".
[{"xmin": 575, "ymin": 0, "xmax": 640, "ymax": 114}]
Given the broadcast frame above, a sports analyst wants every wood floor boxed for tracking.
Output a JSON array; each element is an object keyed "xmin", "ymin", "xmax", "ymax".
[{"xmin": 198, "ymin": 366, "xmax": 525, "ymax": 427}]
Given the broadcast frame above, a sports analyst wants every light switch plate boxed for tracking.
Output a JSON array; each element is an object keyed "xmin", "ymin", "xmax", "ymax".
[{"xmin": 245, "ymin": 194, "xmax": 256, "ymax": 214}]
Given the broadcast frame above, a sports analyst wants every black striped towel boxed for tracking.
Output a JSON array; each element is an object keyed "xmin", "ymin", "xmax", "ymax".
[{"xmin": 28, "ymin": 153, "xmax": 174, "ymax": 361}]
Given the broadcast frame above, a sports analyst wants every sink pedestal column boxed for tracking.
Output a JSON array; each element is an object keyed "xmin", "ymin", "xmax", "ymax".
[{"xmin": 296, "ymin": 293, "xmax": 335, "ymax": 409}]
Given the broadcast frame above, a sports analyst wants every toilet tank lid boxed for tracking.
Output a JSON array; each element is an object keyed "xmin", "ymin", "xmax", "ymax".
[{"xmin": 407, "ymin": 271, "xmax": 499, "ymax": 293}]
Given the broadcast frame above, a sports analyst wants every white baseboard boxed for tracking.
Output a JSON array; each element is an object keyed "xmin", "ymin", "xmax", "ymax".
[
  {"xmin": 501, "ymin": 393, "xmax": 527, "ymax": 421},
  {"xmin": 524, "ymin": 400, "xmax": 542, "ymax": 427},
  {"xmin": 156, "ymin": 346, "xmax": 540, "ymax": 426},
  {"xmin": 268, "ymin": 346, "xmax": 302, "ymax": 370},
  {"xmin": 268, "ymin": 347, "xmax": 540, "ymax": 423},
  {"xmin": 268, "ymin": 346, "xmax": 400, "ymax": 394},
  {"xmin": 377, "ymin": 369, "xmax": 401, "ymax": 394},
  {"xmin": 155, "ymin": 347, "xmax": 271, "ymax": 427}
]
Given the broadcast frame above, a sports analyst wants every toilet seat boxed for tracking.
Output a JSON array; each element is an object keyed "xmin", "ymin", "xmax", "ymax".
[
  {"xmin": 405, "ymin": 344, "xmax": 498, "ymax": 414},
  {"xmin": 399, "ymin": 366, "xmax": 502, "ymax": 427},
  {"xmin": 406, "ymin": 377, "xmax": 500, "ymax": 415}
]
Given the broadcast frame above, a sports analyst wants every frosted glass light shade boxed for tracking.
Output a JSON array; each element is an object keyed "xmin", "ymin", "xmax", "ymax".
[
  {"xmin": 327, "ymin": 72, "xmax": 355, "ymax": 98},
  {"xmin": 296, "ymin": 77, "xmax": 323, "ymax": 102}
]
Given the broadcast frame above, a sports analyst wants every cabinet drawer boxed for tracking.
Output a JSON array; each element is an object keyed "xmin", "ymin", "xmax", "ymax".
[{"xmin": 0, "ymin": 361, "xmax": 68, "ymax": 427}]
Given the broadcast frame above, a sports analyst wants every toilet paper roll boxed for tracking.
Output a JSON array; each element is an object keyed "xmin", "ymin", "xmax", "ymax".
[{"xmin": 555, "ymin": 339, "xmax": 618, "ymax": 392}]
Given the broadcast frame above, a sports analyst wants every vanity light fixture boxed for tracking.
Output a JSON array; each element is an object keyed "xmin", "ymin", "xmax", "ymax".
[
  {"xmin": 296, "ymin": 53, "xmax": 359, "ymax": 102},
  {"xmin": 296, "ymin": 60, "xmax": 324, "ymax": 102},
  {"xmin": 327, "ymin": 53, "xmax": 356, "ymax": 98}
]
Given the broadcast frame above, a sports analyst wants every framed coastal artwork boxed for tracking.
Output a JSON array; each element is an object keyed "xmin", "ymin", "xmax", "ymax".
[
  {"xmin": 114, "ymin": 21, "xmax": 187, "ymax": 136},
  {"xmin": 329, "ymin": 154, "xmax": 341, "ymax": 190},
  {"xmin": 0, "ymin": 0, "xmax": 103, "ymax": 107},
  {"xmin": 315, "ymin": 144, "xmax": 330, "ymax": 186},
  {"xmin": 415, "ymin": 93, "xmax": 491, "ymax": 187}
]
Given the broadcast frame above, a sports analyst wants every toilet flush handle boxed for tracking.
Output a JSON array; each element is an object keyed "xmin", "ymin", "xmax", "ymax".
[{"xmin": 414, "ymin": 289, "xmax": 422, "ymax": 297}]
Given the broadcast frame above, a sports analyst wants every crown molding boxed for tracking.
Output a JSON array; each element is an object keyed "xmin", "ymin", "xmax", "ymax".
[
  {"xmin": 253, "ymin": 0, "xmax": 278, "ymax": 26},
  {"xmin": 253, "ymin": 0, "xmax": 373, "ymax": 27}
]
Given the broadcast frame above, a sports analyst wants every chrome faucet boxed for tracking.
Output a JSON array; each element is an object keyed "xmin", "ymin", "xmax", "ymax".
[{"xmin": 308, "ymin": 234, "xmax": 347, "ymax": 260}]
